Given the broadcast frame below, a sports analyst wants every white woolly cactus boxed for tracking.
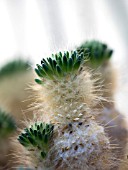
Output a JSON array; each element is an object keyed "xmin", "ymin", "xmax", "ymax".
[
  {"xmin": 16, "ymin": 50, "xmax": 119, "ymax": 170},
  {"xmin": 34, "ymin": 51, "xmax": 101, "ymax": 124}
]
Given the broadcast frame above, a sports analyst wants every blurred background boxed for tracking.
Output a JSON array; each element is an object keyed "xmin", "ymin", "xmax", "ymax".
[{"xmin": 0, "ymin": 0, "xmax": 128, "ymax": 118}]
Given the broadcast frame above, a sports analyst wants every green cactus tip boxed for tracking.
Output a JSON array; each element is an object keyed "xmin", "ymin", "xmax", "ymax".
[
  {"xmin": 18, "ymin": 122, "xmax": 54, "ymax": 159},
  {"xmin": 0, "ymin": 109, "xmax": 16, "ymax": 137},
  {"xmin": 0, "ymin": 59, "xmax": 31, "ymax": 79},
  {"xmin": 35, "ymin": 51, "xmax": 84, "ymax": 84},
  {"xmin": 77, "ymin": 40, "xmax": 113, "ymax": 67}
]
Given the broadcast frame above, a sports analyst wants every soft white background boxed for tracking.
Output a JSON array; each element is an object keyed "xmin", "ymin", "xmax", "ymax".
[{"xmin": 0, "ymin": 0, "xmax": 128, "ymax": 118}]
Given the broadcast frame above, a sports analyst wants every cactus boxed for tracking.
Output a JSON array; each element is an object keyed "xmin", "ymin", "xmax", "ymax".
[
  {"xmin": 77, "ymin": 40, "xmax": 128, "ymax": 168},
  {"xmin": 0, "ymin": 109, "xmax": 16, "ymax": 169},
  {"xmin": 0, "ymin": 59, "xmax": 35, "ymax": 169},
  {"xmin": 16, "ymin": 50, "xmax": 120, "ymax": 170},
  {"xmin": 34, "ymin": 51, "xmax": 100, "ymax": 124},
  {"xmin": 0, "ymin": 59, "xmax": 34, "ymax": 124}
]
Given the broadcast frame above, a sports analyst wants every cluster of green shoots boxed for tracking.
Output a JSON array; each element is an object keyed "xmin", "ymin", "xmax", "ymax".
[
  {"xmin": 0, "ymin": 109, "xmax": 16, "ymax": 138},
  {"xmin": 18, "ymin": 122, "xmax": 54, "ymax": 159},
  {"xmin": 35, "ymin": 51, "xmax": 84, "ymax": 84},
  {"xmin": 77, "ymin": 40, "xmax": 113, "ymax": 67},
  {"xmin": 0, "ymin": 59, "xmax": 31, "ymax": 79}
]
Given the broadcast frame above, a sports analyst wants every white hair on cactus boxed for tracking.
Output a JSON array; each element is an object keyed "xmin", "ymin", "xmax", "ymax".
[
  {"xmin": 32, "ymin": 68, "xmax": 102, "ymax": 124},
  {"xmin": 40, "ymin": 120, "xmax": 116, "ymax": 170}
]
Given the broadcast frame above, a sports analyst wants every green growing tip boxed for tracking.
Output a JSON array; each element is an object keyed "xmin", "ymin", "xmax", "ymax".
[
  {"xmin": 18, "ymin": 122, "xmax": 54, "ymax": 159},
  {"xmin": 0, "ymin": 59, "xmax": 31, "ymax": 79},
  {"xmin": 77, "ymin": 40, "xmax": 113, "ymax": 68},
  {"xmin": 35, "ymin": 51, "xmax": 84, "ymax": 84},
  {"xmin": 0, "ymin": 109, "xmax": 16, "ymax": 138}
]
